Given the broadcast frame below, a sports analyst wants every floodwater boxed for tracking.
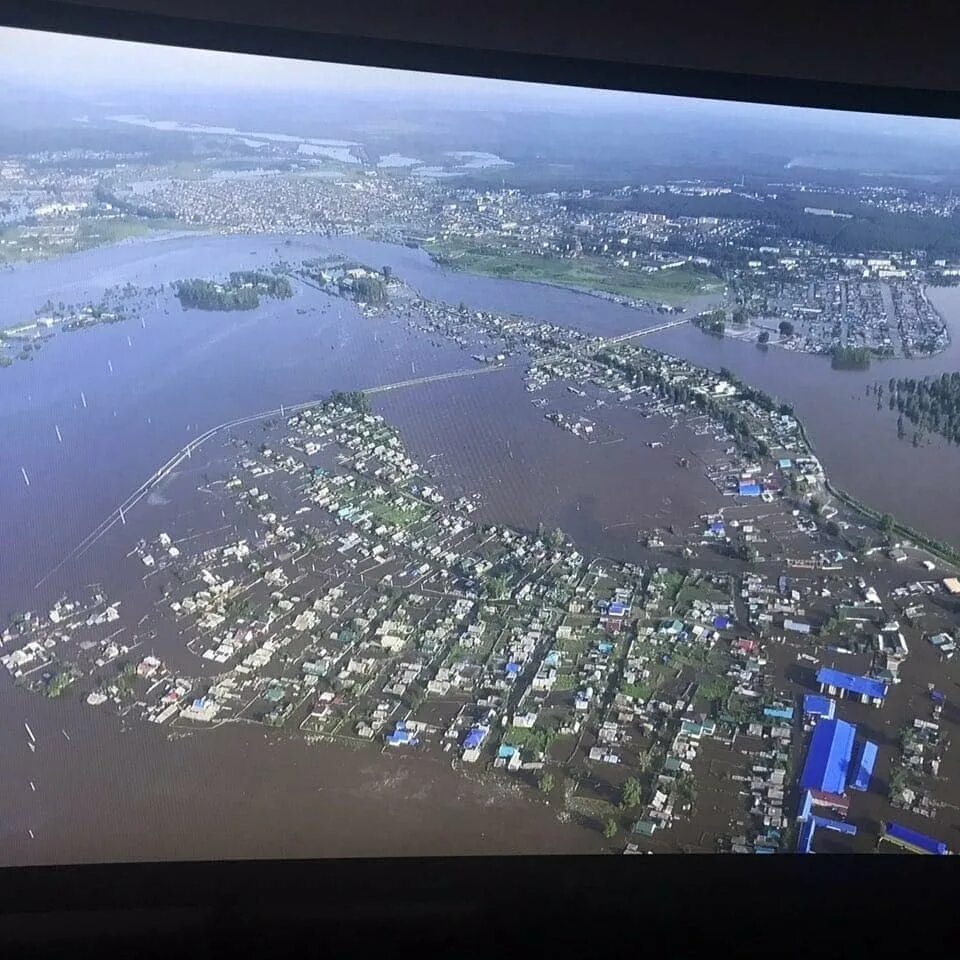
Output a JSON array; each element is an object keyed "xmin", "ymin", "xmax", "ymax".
[{"xmin": 3, "ymin": 231, "xmax": 960, "ymax": 863}]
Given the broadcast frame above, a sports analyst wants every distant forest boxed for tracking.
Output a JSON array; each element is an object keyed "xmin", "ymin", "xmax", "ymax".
[{"xmin": 571, "ymin": 191, "xmax": 960, "ymax": 257}]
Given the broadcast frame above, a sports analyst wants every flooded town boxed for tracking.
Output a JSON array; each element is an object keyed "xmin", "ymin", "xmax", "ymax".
[{"xmin": 5, "ymin": 30, "xmax": 960, "ymax": 863}]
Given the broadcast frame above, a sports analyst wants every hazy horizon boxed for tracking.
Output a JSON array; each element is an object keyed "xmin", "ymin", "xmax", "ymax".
[{"xmin": 3, "ymin": 24, "xmax": 960, "ymax": 139}]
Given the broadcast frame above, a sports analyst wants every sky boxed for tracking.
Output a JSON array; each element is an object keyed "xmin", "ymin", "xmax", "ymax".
[
  {"xmin": 4, "ymin": 25, "xmax": 960, "ymax": 143},
  {"xmin": 0, "ymin": 26, "xmax": 633, "ymax": 110}
]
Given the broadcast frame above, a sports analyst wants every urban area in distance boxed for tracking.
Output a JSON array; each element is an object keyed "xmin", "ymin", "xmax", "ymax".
[{"xmin": 5, "ymin": 27, "xmax": 960, "ymax": 861}]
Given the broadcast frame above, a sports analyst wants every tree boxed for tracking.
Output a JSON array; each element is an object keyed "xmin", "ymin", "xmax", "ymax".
[
  {"xmin": 880, "ymin": 513, "xmax": 895, "ymax": 535},
  {"xmin": 549, "ymin": 527, "xmax": 566, "ymax": 550},
  {"xmin": 732, "ymin": 305, "xmax": 748, "ymax": 325},
  {"xmin": 809, "ymin": 496, "xmax": 822, "ymax": 516},
  {"xmin": 778, "ymin": 320, "xmax": 794, "ymax": 337},
  {"xmin": 603, "ymin": 818, "xmax": 618, "ymax": 839},
  {"xmin": 538, "ymin": 772, "xmax": 555, "ymax": 794},
  {"xmin": 757, "ymin": 330, "xmax": 771, "ymax": 345},
  {"xmin": 352, "ymin": 275, "xmax": 387, "ymax": 303},
  {"xmin": 486, "ymin": 574, "xmax": 510, "ymax": 600},
  {"xmin": 621, "ymin": 776, "xmax": 643, "ymax": 809},
  {"xmin": 382, "ymin": 265, "xmax": 392, "ymax": 280},
  {"xmin": 825, "ymin": 520, "xmax": 841, "ymax": 537}
]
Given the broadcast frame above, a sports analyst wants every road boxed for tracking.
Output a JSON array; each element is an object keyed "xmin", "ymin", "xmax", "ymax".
[{"xmin": 33, "ymin": 316, "xmax": 690, "ymax": 588}]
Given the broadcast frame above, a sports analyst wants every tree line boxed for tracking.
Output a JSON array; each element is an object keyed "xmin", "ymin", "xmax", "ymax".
[
  {"xmin": 174, "ymin": 271, "xmax": 292, "ymax": 311},
  {"xmin": 887, "ymin": 372, "xmax": 960, "ymax": 445}
]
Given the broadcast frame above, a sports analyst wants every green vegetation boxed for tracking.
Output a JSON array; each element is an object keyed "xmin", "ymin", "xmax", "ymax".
[
  {"xmin": 328, "ymin": 390, "xmax": 372, "ymax": 414},
  {"xmin": 44, "ymin": 662, "xmax": 81, "ymax": 698},
  {"xmin": 363, "ymin": 494, "xmax": 428, "ymax": 528},
  {"xmin": 697, "ymin": 675, "xmax": 735, "ymax": 703},
  {"xmin": 538, "ymin": 772, "xmax": 555, "ymax": 794},
  {"xmin": 598, "ymin": 351, "xmax": 784, "ymax": 461},
  {"xmin": 426, "ymin": 237, "xmax": 721, "ymax": 305},
  {"xmin": 572, "ymin": 188, "xmax": 960, "ymax": 258},
  {"xmin": 113, "ymin": 661, "xmax": 139, "ymax": 698},
  {"xmin": 694, "ymin": 309, "xmax": 726, "ymax": 336},
  {"xmin": 351, "ymin": 275, "xmax": 388, "ymax": 303},
  {"xmin": 621, "ymin": 681, "xmax": 654, "ymax": 701},
  {"xmin": 831, "ymin": 345, "xmax": 873, "ymax": 370},
  {"xmin": 620, "ymin": 776, "xmax": 644, "ymax": 809},
  {"xmin": 504, "ymin": 725, "xmax": 556, "ymax": 755},
  {"xmin": 484, "ymin": 573, "xmax": 511, "ymax": 600},
  {"xmin": 0, "ymin": 216, "xmax": 171, "ymax": 264},
  {"xmin": 174, "ymin": 271, "xmax": 293, "ymax": 311},
  {"xmin": 889, "ymin": 372, "xmax": 960, "ymax": 444},
  {"xmin": 757, "ymin": 330, "xmax": 770, "ymax": 345},
  {"xmin": 778, "ymin": 320, "xmax": 795, "ymax": 337},
  {"xmin": 603, "ymin": 818, "xmax": 619, "ymax": 839}
]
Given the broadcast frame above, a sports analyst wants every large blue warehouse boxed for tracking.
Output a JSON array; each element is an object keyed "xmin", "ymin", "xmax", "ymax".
[{"xmin": 800, "ymin": 718, "xmax": 856, "ymax": 795}]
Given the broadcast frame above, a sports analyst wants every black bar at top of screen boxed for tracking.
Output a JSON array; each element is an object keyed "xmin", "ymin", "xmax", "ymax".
[{"xmin": 3, "ymin": 0, "xmax": 960, "ymax": 121}]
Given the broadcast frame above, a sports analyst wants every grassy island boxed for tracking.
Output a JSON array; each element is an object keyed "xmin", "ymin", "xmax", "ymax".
[{"xmin": 425, "ymin": 237, "xmax": 721, "ymax": 305}]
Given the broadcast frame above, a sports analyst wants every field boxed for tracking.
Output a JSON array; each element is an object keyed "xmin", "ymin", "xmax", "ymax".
[
  {"xmin": 0, "ymin": 216, "xmax": 194, "ymax": 265},
  {"xmin": 425, "ymin": 237, "xmax": 722, "ymax": 304}
]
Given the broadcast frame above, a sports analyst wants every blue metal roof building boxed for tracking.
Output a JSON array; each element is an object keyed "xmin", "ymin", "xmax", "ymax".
[
  {"xmin": 882, "ymin": 822, "xmax": 949, "ymax": 855},
  {"xmin": 849, "ymin": 741, "xmax": 879, "ymax": 792},
  {"xmin": 817, "ymin": 667, "xmax": 888, "ymax": 703},
  {"xmin": 799, "ymin": 718, "xmax": 857, "ymax": 795},
  {"xmin": 738, "ymin": 482, "xmax": 762, "ymax": 497},
  {"xmin": 763, "ymin": 705, "xmax": 794, "ymax": 721},
  {"xmin": 812, "ymin": 815, "xmax": 857, "ymax": 836},
  {"xmin": 797, "ymin": 817, "xmax": 817, "ymax": 854},
  {"xmin": 803, "ymin": 694, "xmax": 836, "ymax": 720},
  {"xmin": 463, "ymin": 725, "xmax": 488, "ymax": 750}
]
